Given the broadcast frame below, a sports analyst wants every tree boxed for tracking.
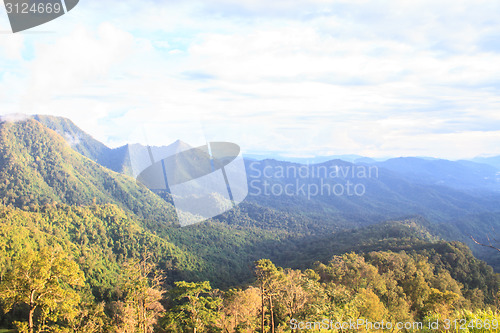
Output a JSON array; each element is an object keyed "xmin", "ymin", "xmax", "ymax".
[
  {"xmin": 254, "ymin": 259, "xmax": 283, "ymax": 333},
  {"xmin": 69, "ymin": 301, "xmax": 109, "ymax": 333},
  {"xmin": 277, "ymin": 269, "xmax": 309, "ymax": 322},
  {"xmin": 220, "ymin": 287, "xmax": 260, "ymax": 333},
  {"xmin": 114, "ymin": 255, "xmax": 165, "ymax": 333},
  {"xmin": 163, "ymin": 281, "xmax": 221, "ymax": 333},
  {"xmin": 0, "ymin": 246, "xmax": 85, "ymax": 333}
]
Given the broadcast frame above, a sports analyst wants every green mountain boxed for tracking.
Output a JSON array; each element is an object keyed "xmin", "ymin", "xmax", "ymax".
[
  {"xmin": 1, "ymin": 116, "xmax": 499, "ymax": 280},
  {"xmin": 33, "ymin": 115, "xmax": 129, "ymax": 173},
  {"xmin": 0, "ymin": 117, "xmax": 326, "ymax": 287},
  {"xmin": 0, "ymin": 118, "xmax": 177, "ymax": 227},
  {"xmin": 30, "ymin": 115, "xmax": 500, "ymax": 272},
  {"xmin": 1, "ymin": 116, "xmax": 500, "ymax": 332}
]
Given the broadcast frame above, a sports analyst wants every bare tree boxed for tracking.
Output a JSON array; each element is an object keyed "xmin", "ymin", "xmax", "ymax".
[{"xmin": 470, "ymin": 227, "xmax": 500, "ymax": 252}]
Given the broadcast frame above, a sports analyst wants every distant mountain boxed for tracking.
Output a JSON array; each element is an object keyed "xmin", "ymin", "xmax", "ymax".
[
  {"xmin": 374, "ymin": 157, "xmax": 500, "ymax": 191},
  {"xmin": 125, "ymin": 139, "xmax": 193, "ymax": 179},
  {"xmin": 30, "ymin": 115, "xmax": 500, "ymax": 227},
  {"xmin": 470, "ymin": 155, "xmax": 500, "ymax": 171},
  {"xmin": 34, "ymin": 115, "xmax": 194, "ymax": 177},
  {"xmin": 243, "ymin": 153, "xmax": 385, "ymax": 164},
  {"xmin": 244, "ymin": 158, "xmax": 500, "ymax": 226}
]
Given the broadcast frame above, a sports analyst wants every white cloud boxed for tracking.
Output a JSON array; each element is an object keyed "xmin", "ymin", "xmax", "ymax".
[{"xmin": 1, "ymin": 0, "xmax": 500, "ymax": 159}]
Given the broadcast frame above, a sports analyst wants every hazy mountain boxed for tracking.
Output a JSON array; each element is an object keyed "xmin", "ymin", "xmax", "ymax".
[
  {"xmin": 244, "ymin": 158, "xmax": 500, "ymax": 226},
  {"xmin": 374, "ymin": 157, "xmax": 500, "ymax": 191},
  {"xmin": 32, "ymin": 114, "xmax": 500, "ymax": 227},
  {"xmin": 34, "ymin": 115, "xmax": 195, "ymax": 177},
  {"xmin": 470, "ymin": 155, "xmax": 500, "ymax": 170},
  {"xmin": 243, "ymin": 153, "xmax": 385, "ymax": 164}
]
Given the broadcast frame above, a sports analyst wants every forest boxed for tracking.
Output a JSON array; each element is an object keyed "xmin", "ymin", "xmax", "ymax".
[
  {"xmin": 0, "ymin": 118, "xmax": 500, "ymax": 332},
  {"xmin": 0, "ymin": 203, "xmax": 499, "ymax": 332}
]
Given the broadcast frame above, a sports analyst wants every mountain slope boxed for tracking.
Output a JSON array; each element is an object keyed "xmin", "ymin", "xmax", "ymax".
[
  {"xmin": 0, "ymin": 118, "xmax": 178, "ymax": 226},
  {"xmin": 471, "ymin": 155, "xmax": 500, "ymax": 170},
  {"xmin": 245, "ymin": 158, "xmax": 500, "ymax": 226},
  {"xmin": 0, "ymin": 203, "xmax": 206, "ymax": 300},
  {"xmin": 33, "ymin": 115, "xmax": 130, "ymax": 173},
  {"xmin": 22, "ymin": 115, "xmax": 500, "ymax": 276},
  {"xmin": 374, "ymin": 157, "xmax": 500, "ymax": 191}
]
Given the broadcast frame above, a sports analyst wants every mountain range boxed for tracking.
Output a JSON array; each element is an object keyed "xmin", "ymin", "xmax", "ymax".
[{"xmin": 1, "ymin": 114, "xmax": 500, "ymax": 287}]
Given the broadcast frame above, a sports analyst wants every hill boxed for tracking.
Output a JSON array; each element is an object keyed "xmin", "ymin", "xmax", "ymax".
[
  {"xmin": 0, "ymin": 117, "xmax": 499, "ymax": 332},
  {"xmin": 0, "ymin": 118, "xmax": 178, "ymax": 227},
  {"xmin": 470, "ymin": 155, "xmax": 500, "ymax": 170},
  {"xmin": 31, "ymin": 115, "xmax": 500, "ymax": 271},
  {"xmin": 374, "ymin": 157, "xmax": 500, "ymax": 191},
  {"xmin": 244, "ymin": 158, "xmax": 500, "ymax": 226}
]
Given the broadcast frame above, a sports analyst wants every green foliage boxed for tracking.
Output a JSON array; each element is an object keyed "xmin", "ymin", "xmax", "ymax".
[
  {"xmin": 111, "ymin": 257, "xmax": 164, "ymax": 333},
  {"xmin": 0, "ymin": 203, "xmax": 203, "ymax": 302},
  {"xmin": 0, "ymin": 116, "xmax": 500, "ymax": 332},
  {"xmin": 162, "ymin": 281, "xmax": 221, "ymax": 333},
  {"xmin": 0, "ymin": 210, "xmax": 499, "ymax": 332},
  {"xmin": 0, "ymin": 246, "xmax": 85, "ymax": 333},
  {"xmin": 0, "ymin": 119, "xmax": 177, "ymax": 227}
]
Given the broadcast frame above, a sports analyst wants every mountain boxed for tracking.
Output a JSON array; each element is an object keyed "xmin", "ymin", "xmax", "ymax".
[
  {"xmin": 0, "ymin": 118, "xmax": 178, "ymax": 227},
  {"xmin": 31, "ymin": 115, "xmax": 500, "ymax": 256},
  {"xmin": 374, "ymin": 157, "xmax": 500, "ymax": 191},
  {"xmin": 0, "ymin": 117, "xmax": 287, "ymax": 287},
  {"xmin": 243, "ymin": 153, "xmax": 384, "ymax": 164},
  {"xmin": 2, "ymin": 115, "xmax": 500, "ymax": 332},
  {"xmin": 244, "ymin": 158, "xmax": 500, "ymax": 226},
  {"xmin": 14, "ymin": 115, "xmax": 500, "ymax": 273},
  {"xmin": 33, "ymin": 115, "xmax": 129, "ymax": 173},
  {"xmin": 34, "ymin": 115, "xmax": 196, "ymax": 178},
  {"xmin": 470, "ymin": 155, "xmax": 500, "ymax": 170}
]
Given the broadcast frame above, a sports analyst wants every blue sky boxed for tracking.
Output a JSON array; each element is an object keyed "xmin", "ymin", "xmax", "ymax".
[{"xmin": 1, "ymin": 0, "xmax": 500, "ymax": 159}]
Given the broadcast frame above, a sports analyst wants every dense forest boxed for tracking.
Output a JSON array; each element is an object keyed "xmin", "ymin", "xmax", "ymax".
[
  {"xmin": 1, "ymin": 220, "xmax": 500, "ymax": 332},
  {"xmin": 0, "ymin": 117, "xmax": 500, "ymax": 332},
  {"xmin": 1, "ymin": 203, "xmax": 499, "ymax": 332}
]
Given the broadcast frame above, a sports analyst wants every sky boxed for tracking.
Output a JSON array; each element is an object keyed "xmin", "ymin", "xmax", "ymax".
[{"xmin": 1, "ymin": 0, "xmax": 500, "ymax": 160}]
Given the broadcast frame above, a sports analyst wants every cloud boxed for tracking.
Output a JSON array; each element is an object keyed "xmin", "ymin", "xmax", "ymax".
[
  {"xmin": 1, "ymin": 0, "xmax": 500, "ymax": 159},
  {"xmin": 0, "ymin": 113, "xmax": 28, "ymax": 122}
]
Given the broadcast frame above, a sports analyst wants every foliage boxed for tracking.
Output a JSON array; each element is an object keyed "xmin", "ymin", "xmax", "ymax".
[
  {"xmin": 0, "ymin": 246, "xmax": 85, "ymax": 333},
  {"xmin": 111, "ymin": 256, "xmax": 164, "ymax": 333},
  {"xmin": 0, "ymin": 117, "xmax": 499, "ymax": 332},
  {"xmin": 161, "ymin": 281, "xmax": 221, "ymax": 333}
]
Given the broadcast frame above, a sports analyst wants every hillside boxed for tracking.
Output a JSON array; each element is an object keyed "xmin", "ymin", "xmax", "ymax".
[
  {"xmin": 0, "ymin": 203, "xmax": 202, "ymax": 296},
  {"xmin": 0, "ymin": 117, "xmax": 499, "ymax": 332},
  {"xmin": 0, "ymin": 118, "xmax": 178, "ymax": 227},
  {"xmin": 31, "ymin": 115, "xmax": 500, "ymax": 271},
  {"xmin": 245, "ymin": 158, "xmax": 500, "ymax": 225},
  {"xmin": 1, "ymin": 203, "xmax": 499, "ymax": 332},
  {"xmin": 374, "ymin": 157, "xmax": 500, "ymax": 191},
  {"xmin": 33, "ymin": 115, "xmax": 129, "ymax": 173}
]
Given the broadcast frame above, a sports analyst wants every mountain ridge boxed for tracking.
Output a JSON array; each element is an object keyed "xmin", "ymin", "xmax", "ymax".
[
  {"xmin": 0, "ymin": 118, "xmax": 179, "ymax": 227},
  {"xmin": 11, "ymin": 114, "xmax": 500, "ymax": 274}
]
